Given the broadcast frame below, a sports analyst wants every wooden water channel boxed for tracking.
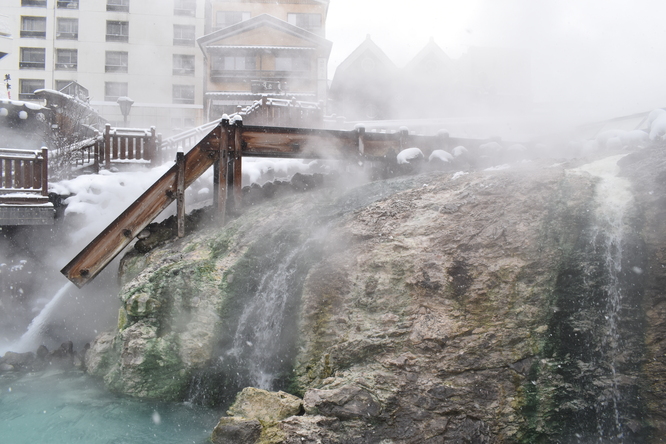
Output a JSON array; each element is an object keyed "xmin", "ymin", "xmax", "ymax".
[{"xmin": 61, "ymin": 117, "xmax": 485, "ymax": 287}]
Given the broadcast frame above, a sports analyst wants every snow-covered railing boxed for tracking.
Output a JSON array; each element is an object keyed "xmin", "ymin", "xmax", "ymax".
[
  {"xmin": 158, "ymin": 97, "xmax": 327, "ymax": 161},
  {"xmin": 101, "ymin": 124, "xmax": 157, "ymax": 168},
  {"xmin": 0, "ymin": 148, "xmax": 49, "ymax": 199}
]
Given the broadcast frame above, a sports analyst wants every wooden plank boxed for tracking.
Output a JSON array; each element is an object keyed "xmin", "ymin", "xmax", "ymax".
[
  {"xmin": 61, "ymin": 124, "xmax": 222, "ymax": 288},
  {"xmin": 241, "ymin": 127, "xmax": 357, "ymax": 159}
]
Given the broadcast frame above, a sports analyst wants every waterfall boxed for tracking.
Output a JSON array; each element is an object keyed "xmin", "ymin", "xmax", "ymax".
[
  {"xmin": 573, "ymin": 155, "xmax": 636, "ymax": 442},
  {"xmin": 224, "ymin": 239, "xmax": 312, "ymax": 390},
  {"xmin": 8, "ymin": 282, "xmax": 75, "ymax": 354},
  {"xmin": 188, "ymin": 226, "xmax": 323, "ymax": 406}
]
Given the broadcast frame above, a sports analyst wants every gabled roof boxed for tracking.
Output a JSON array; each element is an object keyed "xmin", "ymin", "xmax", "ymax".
[
  {"xmin": 404, "ymin": 38, "xmax": 454, "ymax": 72},
  {"xmin": 332, "ymin": 35, "xmax": 397, "ymax": 78},
  {"xmin": 198, "ymin": 13, "xmax": 332, "ymax": 56}
]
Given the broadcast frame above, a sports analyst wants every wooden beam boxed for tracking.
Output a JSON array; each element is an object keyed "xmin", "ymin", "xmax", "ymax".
[
  {"xmin": 176, "ymin": 151, "xmax": 185, "ymax": 238},
  {"xmin": 61, "ymin": 124, "xmax": 222, "ymax": 288},
  {"xmin": 233, "ymin": 120, "xmax": 243, "ymax": 209}
]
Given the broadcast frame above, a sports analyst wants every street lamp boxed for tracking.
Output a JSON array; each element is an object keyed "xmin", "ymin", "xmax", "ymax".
[{"xmin": 117, "ymin": 96, "xmax": 134, "ymax": 126}]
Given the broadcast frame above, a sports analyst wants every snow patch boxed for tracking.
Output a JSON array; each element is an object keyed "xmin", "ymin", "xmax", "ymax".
[{"xmin": 397, "ymin": 148, "xmax": 424, "ymax": 165}]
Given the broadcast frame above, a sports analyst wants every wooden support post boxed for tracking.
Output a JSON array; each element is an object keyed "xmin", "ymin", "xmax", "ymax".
[
  {"xmin": 157, "ymin": 133, "xmax": 163, "ymax": 164},
  {"xmin": 176, "ymin": 151, "xmax": 185, "ymax": 238},
  {"xmin": 399, "ymin": 127, "xmax": 410, "ymax": 150},
  {"xmin": 104, "ymin": 123, "xmax": 111, "ymax": 169},
  {"xmin": 41, "ymin": 148, "xmax": 48, "ymax": 196},
  {"xmin": 147, "ymin": 126, "xmax": 156, "ymax": 163},
  {"xmin": 356, "ymin": 125, "xmax": 365, "ymax": 155},
  {"xmin": 233, "ymin": 119, "xmax": 243, "ymax": 209},
  {"xmin": 215, "ymin": 118, "xmax": 230, "ymax": 223}
]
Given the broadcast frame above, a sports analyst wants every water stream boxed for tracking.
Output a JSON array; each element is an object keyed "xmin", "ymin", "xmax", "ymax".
[
  {"xmin": 568, "ymin": 155, "xmax": 641, "ymax": 442},
  {"xmin": 7, "ymin": 283, "xmax": 75, "ymax": 355}
]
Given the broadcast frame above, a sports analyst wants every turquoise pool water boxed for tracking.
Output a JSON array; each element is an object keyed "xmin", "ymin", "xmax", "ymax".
[{"xmin": 0, "ymin": 370, "xmax": 222, "ymax": 444}]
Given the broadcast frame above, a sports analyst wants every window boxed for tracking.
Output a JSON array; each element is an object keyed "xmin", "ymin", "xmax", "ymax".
[
  {"xmin": 21, "ymin": 0, "xmax": 47, "ymax": 7},
  {"xmin": 173, "ymin": 54, "xmax": 195, "ymax": 76},
  {"xmin": 215, "ymin": 11, "xmax": 250, "ymax": 29},
  {"xmin": 19, "ymin": 47, "xmax": 46, "ymax": 70},
  {"xmin": 275, "ymin": 56, "xmax": 310, "ymax": 72},
  {"xmin": 107, "ymin": 0, "xmax": 129, "ymax": 12},
  {"xmin": 106, "ymin": 21, "xmax": 129, "ymax": 42},
  {"xmin": 173, "ymin": 24, "xmax": 195, "ymax": 46},
  {"xmin": 287, "ymin": 13, "xmax": 321, "ymax": 31},
  {"xmin": 173, "ymin": 85, "xmax": 194, "ymax": 104},
  {"xmin": 55, "ymin": 80, "xmax": 72, "ymax": 91},
  {"xmin": 57, "ymin": 1, "xmax": 79, "ymax": 8},
  {"xmin": 19, "ymin": 79, "xmax": 44, "ymax": 100},
  {"xmin": 211, "ymin": 55, "xmax": 255, "ymax": 71},
  {"xmin": 174, "ymin": 0, "xmax": 196, "ymax": 16},
  {"xmin": 105, "ymin": 82, "xmax": 128, "ymax": 101},
  {"xmin": 55, "ymin": 49, "xmax": 77, "ymax": 70},
  {"xmin": 56, "ymin": 18, "xmax": 78, "ymax": 39},
  {"xmin": 20, "ymin": 16, "xmax": 46, "ymax": 38},
  {"xmin": 105, "ymin": 51, "xmax": 128, "ymax": 73}
]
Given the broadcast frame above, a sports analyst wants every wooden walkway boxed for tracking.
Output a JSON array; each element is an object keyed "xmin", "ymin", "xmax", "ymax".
[{"xmin": 61, "ymin": 118, "xmax": 491, "ymax": 287}]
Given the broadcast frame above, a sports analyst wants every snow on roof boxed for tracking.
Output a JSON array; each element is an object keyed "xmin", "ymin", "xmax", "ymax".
[
  {"xmin": 207, "ymin": 45, "xmax": 316, "ymax": 51},
  {"xmin": 0, "ymin": 99, "xmax": 48, "ymax": 111}
]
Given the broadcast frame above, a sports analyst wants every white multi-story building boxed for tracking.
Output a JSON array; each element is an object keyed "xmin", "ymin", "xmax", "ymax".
[{"xmin": 0, "ymin": 0, "xmax": 206, "ymax": 132}]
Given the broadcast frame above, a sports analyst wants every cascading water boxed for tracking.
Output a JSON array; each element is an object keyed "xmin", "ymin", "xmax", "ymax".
[
  {"xmin": 563, "ymin": 155, "xmax": 644, "ymax": 443},
  {"xmin": 1, "ymin": 282, "xmax": 75, "ymax": 355},
  {"xmin": 224, "ymin": 238, "xmax": 314, "ymax": 390},
  {"xmin": 188, "ymin": 226, "xmax": 324, "ymax": 406}
]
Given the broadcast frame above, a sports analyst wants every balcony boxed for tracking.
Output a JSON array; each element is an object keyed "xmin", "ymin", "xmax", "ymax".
[
  {"xmin": 19, "ymin": 61, "xmax": 45, "ymax": 69},
  {"xmin": 210, "ymin": 69, "xmax": 312, "ymax": 83},
  {"xmin": 18, "ymin": 93, "xmax": 38, "ymax": 100},
  {"xmin": 20, "ymin": 30, "xmax": 46, "ymax": 38},
  {"xmin": 56, "ymin": 32, "xmax": 78, "ymax": 40},
  {"xmin": 55, "ymin": 63, "xmax": 77, "ymax": 70},
  {"xmin": 21, "ymin": 0, "xmax": 47, "ymax": 7},
  {"xmin": 57, "ymin": 1, "xmax": 79, "ymax": 8},
  {"xmin": 106, "ymin": 34, "xmax": 129, "ymax": 43}
]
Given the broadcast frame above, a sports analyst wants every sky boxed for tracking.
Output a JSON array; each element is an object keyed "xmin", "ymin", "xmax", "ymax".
[{"xmin": 325, "ymin": 0, "xmax": 666, "ymax": 117}]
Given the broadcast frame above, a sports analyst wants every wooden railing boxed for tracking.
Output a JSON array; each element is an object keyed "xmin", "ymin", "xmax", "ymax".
[
  {"xmin": 101, "ymin": 124, "xmax": 157, "ymax": 168},
  {"xmin": 0, "ymin": 148, "xmax": 49, "ymax": 203}
]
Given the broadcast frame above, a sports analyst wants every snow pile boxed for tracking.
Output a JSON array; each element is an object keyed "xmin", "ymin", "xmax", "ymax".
[
  {"xmin": 429, "ymin": 149, "xmax": 453, "ymax": 163},
  {"xmin": 649, "ymin": 109, "xmax": 666, "ymax": 140},
  {"xmin": 51, "ymin": 164, "xmax": 172, "ymax": 244},
  {"xmin": 452, "ymin": 146, "xmax": 468, "ymax": 157},
  {"xmin": 397, "ymin": 148, "xmax": 424, "ymax": 164}
]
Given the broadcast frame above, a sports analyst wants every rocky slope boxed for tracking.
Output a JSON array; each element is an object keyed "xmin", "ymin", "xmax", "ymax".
[{"xmin": 85, "ymin": 144, "xmax": 666, "ymax": 443}]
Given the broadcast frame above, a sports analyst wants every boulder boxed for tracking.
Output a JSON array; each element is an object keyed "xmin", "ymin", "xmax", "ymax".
[
  {"xmin": 303, "ymin": 385, "xmax": 381, "ymax": 420},
  {"xmin": 227, "ymin": 387, "xmax": 303, "ymax": 422},
  {"xmin": 211, "ymin": 417, "xmax": 262, "ymax": 444}
]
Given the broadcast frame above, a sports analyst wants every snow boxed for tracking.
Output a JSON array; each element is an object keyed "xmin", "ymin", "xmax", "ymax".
[
  {"xmin": 484, "ymin": 164, "xmax": 511, "ymax": 171},
  {"xmin": 452, "ymin": 145, "xmax": 468, "ymax": 157},
  {"xmin": 649, "ymin": 112, "xmax": 666, "ymax": 140},
  {"xmin": 397, "ymin": 147, "xmax": 424, "ymax": 164},
  {"xmin": 429, "ymin": 149, "xmax": 453, "ymax": 163},
  {"xmin": 451, "ymin": 171, "xmax": 468, "ymax": 180}
]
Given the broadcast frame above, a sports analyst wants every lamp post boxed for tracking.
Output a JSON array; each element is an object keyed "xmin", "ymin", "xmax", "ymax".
[{"xmin": 117, "ymin": 96, "xmax": 134, "ymax": 127}]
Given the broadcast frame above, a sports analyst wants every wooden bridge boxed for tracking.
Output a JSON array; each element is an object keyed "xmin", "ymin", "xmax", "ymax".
[
  {"xmin": 0, "ymin": 148, "xmax": 54, "ymax": 226},
  {"xmin": 61, "ymin": 118, "xmax": 491, "ymax": 287}
]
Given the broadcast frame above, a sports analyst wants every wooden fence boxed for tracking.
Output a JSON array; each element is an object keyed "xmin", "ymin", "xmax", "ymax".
[{"xmin": 0, "ymin": 148, "xmax": 49, "ymax": 203}]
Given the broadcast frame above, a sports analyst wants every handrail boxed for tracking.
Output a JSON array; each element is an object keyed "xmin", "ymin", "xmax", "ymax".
[{"xmin": 0, "ymin": 147, "xmax": 49, "ymax": 196}]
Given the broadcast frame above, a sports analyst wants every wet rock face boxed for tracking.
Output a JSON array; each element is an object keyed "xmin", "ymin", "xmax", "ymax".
[{"xmin": 84, "ymin": 149, "xmax": 666, "ymax": 442}]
